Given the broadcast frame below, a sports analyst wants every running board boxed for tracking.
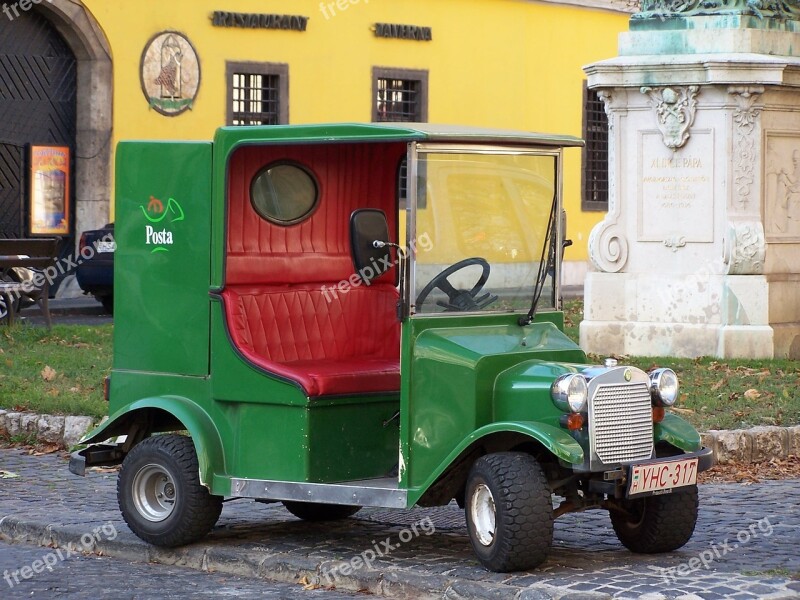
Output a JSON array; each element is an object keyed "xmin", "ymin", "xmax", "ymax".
[{"xmin": 230, "ymin": 476, "xmax": 407, "ymax": 508}]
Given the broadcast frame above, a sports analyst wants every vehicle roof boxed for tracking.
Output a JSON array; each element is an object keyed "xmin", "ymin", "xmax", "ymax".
[{"xmin": 214, "ymin": 122, "xmax": 584, "ymax": 149}]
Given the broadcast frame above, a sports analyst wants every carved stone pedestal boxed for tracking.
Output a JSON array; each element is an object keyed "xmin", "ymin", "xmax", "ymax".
[{"xmin": 581, "ymin": 5, "xmax": 800, "ymax": 358}]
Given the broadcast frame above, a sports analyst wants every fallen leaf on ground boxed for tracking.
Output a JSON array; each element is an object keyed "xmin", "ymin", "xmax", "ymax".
[
  {"xmin": 32, "ymin": 444, "xmax": 60, "ymax": 456},
  {"xmin": 41, "ymin": 365, "xmax": 56, "ymax": 381},
  {"xmin": 699, "ymin": 455, "xmax": 800, "ymax": 484},
  {"xmin": 298, "ymin": 575, "xmax": 320, "ymax": 590},
  {"xmin": 711, "ymin": 378, "xmax": 725, "ymax": 391},
  {"xmin": 744, "ymin": 388, "xmax": 761, "ymax": 400},
  {"xmin": 0, "ymin": 470, "xmax": 19, "ymax": 478},
  {"xmin": 88, "ymin": 466, "xmax": 119, "ymax": 473}
]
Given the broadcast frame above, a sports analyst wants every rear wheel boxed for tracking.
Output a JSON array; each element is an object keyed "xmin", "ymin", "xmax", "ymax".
[
  {"xmin": 282, "ymin": 501, "xmax": 360, "ymax": 521},
  {"xmin": 610, "ymin": 485, "xmax": 699, "ymax": 553},
  {"xmin": 465, "ymin": 452, "xmax": 554, "ymax": 572},
  {"xmin": 118, "ymin": 434, "xmax": 222, "ymax": 547}
]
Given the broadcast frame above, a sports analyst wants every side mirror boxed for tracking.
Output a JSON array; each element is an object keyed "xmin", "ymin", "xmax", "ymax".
[
  {"xmin": 350, "ymin": 209, "xmax": 392, "ymax": 285},
  {"xmin": 561, "ymin": 209, "xmax": 573, "ymax": 260}
]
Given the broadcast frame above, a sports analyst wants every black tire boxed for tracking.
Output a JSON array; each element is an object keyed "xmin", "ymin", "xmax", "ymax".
[
  {"xmin": 99, "ymin": 295, "xmax": 113, "ymax": 315},
  {"xmin": 610, "ymin": 485, "xmax": 699, "ymax": 553},
  {"xmin": 465, "ymin": 452, "xmax": 554, "ymax": 572},
  {"xmin": 282, "ymin": 501, "xmax": 361, "ymax": 521},
  {"xmin": 118, "ymin": 434, "xmax": 223, "ymax": 547}
]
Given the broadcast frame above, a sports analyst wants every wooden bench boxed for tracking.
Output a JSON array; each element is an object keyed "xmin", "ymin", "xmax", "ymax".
[{"xmin": 0, "ymin": 238, "xmax": 60, "ymax": 328}]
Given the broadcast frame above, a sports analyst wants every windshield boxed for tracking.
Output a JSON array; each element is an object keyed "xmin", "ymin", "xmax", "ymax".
[{"xmin": 410, "ymin": 150, "xmax": 558, "ymax": 316}]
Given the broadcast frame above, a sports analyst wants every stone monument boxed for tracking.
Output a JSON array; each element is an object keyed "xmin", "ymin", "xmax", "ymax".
[{"xmin": 581, "ymin": 0, "xmax": 800, "ymax": 359}]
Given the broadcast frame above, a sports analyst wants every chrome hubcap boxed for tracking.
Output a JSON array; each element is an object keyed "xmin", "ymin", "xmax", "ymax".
[
  {"xmin": 132, "ymin": 463, "xmax": 177, "ymax": 522},
  {"xmin": 470, "ymin": 483, "xmax": 496, "ymax": 547}
]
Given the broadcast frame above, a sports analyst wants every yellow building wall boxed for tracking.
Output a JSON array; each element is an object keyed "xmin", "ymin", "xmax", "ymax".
[{"xmin": 82, "ymin": 0, "xmax": 628, "ymax": 262}]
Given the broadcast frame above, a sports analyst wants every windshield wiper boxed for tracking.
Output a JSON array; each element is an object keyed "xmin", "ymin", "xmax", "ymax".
[{"xmin": 517, "ymin": 193, "xmax": 558, "ymax": 327}]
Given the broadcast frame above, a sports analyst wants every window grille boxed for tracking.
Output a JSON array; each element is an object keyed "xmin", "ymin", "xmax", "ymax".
[
  {"xmin": 372, "ymin": 68, "xmax": 428, "ymax": 123},
  {"xmin": 582, "ymin": 84, "xmax": 609, "ymax": 211},
  {"xmin": 226, "ymin": 62, "xmax": 288, "ymax": 126}
]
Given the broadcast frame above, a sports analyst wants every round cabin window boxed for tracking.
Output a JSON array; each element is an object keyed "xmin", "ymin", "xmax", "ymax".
[{"xmin": 250, "ymin": 162, "xmax": 319, "ymax": 225}]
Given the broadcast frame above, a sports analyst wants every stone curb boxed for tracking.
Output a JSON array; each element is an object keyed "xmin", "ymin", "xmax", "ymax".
[
  {"xmin": 1, "ymin": 408, "xmax": 799, "ymax": 465},
  {"xmin": 0, "ymin": 515, "xmax": 612, "ymax": 600},
  {"xmin": 701, "ymin": 426, "xmax": 800, "ymax": 464},
  {"xmin": 0, "ymin": 410, "xmax": 94, "ymax": 449}
]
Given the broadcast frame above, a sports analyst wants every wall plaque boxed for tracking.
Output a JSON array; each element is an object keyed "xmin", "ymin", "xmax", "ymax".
[{"xmin": 140, "ymin": 31, "xmax": 201, "ymax": 116}]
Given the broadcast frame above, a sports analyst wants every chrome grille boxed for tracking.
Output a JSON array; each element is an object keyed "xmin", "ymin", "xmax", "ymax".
[{"xmin": 590, "ymin": 382, "xmax": 653, "ymax": 465}]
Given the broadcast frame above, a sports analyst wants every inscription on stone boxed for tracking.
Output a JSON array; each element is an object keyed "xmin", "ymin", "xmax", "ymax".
[{"xmin": 638, "ymin": 131, "xmax": 714, "ymax": 244}]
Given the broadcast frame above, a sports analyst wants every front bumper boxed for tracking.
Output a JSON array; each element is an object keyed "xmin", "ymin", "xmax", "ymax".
[{"xmin": 588, "ymin": 446, "xmax": 714, "ymax": 498}]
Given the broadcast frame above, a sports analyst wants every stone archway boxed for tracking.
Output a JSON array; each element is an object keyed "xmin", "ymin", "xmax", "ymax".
[{"xmin": 35, "ymin": 1, "xmax": 113, "ymax": 239}]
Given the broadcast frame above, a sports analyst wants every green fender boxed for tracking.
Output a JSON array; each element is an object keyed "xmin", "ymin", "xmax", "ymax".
[
  {"xmin": 408, "ymin": 421, "xmax": 583, "ymax": 506},
  {"xmin": 655, "ymin": 413, "xmax": 702, "ymax": 452},
  {"xmin": 80, "ymin": 396, "xmax": 226, "ymax": 488}
]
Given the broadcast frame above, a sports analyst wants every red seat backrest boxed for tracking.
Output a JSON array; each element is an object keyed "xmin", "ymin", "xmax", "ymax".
[
  {"xmin": 224, "ymin": 141, "xmax": 406, "ymax": 365},
  {"xmin": 226, "ymin": 142, "xmax": 405, "ymax": 286}
]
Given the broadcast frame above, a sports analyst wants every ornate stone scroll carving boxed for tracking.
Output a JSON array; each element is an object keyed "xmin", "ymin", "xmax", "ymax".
[
  {"xmin": 730, "ymin": 86, "xmax": 763, "ymax": 209},
  {"xmin": 724, "ymin": 221, "xmax": 765, "ymax": 274},
  {"xmin": 589, "ymin": 222, "xmax": 629, "ymax": 273},
  {"xmin": 663, "ymin": 235, "xmax": 687, "ymax": 251},
  {"xmin": 587, "ymin": 89, "xmax": 629, "ymax": 273},
  {"xmin": 641, "ymin": 86, "xmax": 700, "ymax": 150}
]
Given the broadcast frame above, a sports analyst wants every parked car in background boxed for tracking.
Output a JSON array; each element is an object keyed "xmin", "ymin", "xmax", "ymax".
[{"xmin": 76, "ymin": 223, "xmax": 115, "ymax": 314}]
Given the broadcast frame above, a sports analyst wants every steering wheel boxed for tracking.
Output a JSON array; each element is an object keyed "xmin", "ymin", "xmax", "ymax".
[{"xmin": 415, "ymin": 257, "xmax": 498, "ymax": 312}]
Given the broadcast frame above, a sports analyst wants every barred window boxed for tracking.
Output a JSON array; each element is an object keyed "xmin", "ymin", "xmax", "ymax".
[
  {"xmin": 582, "ymin": 84, "xmax": 609, "ymax": 211},
  {"xmin": 372, "ymin": 67, "xmax": 428, "ymax": 123},
  {"xmin": 226, "ymin": 62, "xmax": 288, "ymax": 126}
]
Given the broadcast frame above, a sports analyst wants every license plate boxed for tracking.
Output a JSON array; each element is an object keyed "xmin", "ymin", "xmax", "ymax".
[
  {"xmin": 96, "ymin": 241, "xmax": 116, "ymax": 253},
  {"xmin": 627, "ymin": 457, "xmax": 698, "ymax": 498}
]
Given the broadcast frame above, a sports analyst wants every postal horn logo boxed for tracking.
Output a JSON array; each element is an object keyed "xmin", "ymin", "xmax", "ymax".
[{"xmin": 141, "ymin": 196, "xmax": 185, "ymax": 253}]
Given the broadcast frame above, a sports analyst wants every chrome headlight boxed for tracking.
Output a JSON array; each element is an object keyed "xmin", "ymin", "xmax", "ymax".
[
  {"xmin": 551, "ymin": 374, "xmax": 588, "ymax": 413},
  {"xmin": 649, "ymin": 368, "xmax": 679, "ymax": 406}
]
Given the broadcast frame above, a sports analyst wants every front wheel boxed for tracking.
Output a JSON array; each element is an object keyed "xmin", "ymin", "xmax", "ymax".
[
  {"xmin": 609, "ymin": 485, "xmax": 699, "ymax": 553},
  {"xmin": 282, "ymin": 501, "xmax": 360, "ymax": 521},
  {"xmin": 465, "ymin": 452, "xmax": 554, "ymax": 572},
  {"xmin": 118, "ymin": 434, "xmax": 223, "ymax": 547}
]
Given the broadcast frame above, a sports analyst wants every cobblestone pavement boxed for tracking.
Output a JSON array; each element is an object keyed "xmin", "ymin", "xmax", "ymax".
[
  {"xmin": 0, "ymin": 448, "xmax": 798, "ymax": 599},
  {"xmin": 0, "ymin": 539, "xmax": 360, "ymax": 599}
]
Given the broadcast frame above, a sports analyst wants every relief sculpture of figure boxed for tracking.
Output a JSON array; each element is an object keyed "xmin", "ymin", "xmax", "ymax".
[{"xmin": 775, "ymin": 149, "xmax": 800, "ymax": 233}]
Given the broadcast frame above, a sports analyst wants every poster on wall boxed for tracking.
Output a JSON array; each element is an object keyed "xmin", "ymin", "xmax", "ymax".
[{"xmin": 29, "ymin": 145, "xmax": 70, "ymax": 236}]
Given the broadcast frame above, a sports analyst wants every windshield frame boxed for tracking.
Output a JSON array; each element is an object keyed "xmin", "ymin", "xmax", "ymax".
[{"xmin": 406, "ymin": 142, "xmax": 565, "ymax": 319}]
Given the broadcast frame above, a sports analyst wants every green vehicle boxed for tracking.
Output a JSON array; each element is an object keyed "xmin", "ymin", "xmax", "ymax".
[{"xmin": 70, "ymin": 123, "xmax": 713, "ymax": 572}]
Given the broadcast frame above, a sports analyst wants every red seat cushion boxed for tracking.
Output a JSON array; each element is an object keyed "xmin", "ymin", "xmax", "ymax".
[{"xmin": 223, "ymin": 283, "xmax": 400, "ymax": 396}]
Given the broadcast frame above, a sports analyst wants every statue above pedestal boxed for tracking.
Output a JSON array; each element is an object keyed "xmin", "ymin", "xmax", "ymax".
[{"xmin": 634, "ymin": 0, "xmax": 800, "ymax": 26}]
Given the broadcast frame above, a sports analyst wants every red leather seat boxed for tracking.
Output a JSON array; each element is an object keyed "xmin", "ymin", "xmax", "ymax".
[
  {"xmin": 222, "ymin": 142, "xmax": 405, "ymax": 397},
  {"xmin": 222, "ymin": 283, "xmax": 400, "ymax": 396}
]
